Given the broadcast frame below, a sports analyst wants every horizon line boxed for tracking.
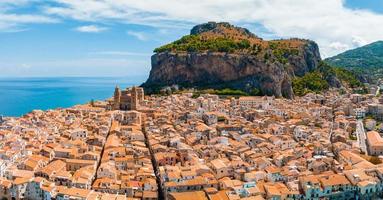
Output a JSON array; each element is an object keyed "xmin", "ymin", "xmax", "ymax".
[{"xmin": 0, "ymin": 75, "xmax": 148, "ymax": 79}]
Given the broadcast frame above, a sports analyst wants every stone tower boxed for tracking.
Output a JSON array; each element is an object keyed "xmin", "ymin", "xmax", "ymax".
[
  {"xmin": 135, "ymin": 87, "xmax": 144, "ymax": 103},
  {"xmin": 113, "ymin": 86, "xmax": 121, "ymax": 110},
  {"xmin": 131, "ymin": 86, "xmax": 138, "ymax": 110}
]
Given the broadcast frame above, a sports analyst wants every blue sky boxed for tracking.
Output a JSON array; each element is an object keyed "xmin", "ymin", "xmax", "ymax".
[
  {"xmin": 345, "ymin": 0, "xmax": 383, "ymax": 13},
  {"xmin": 0, "ymin": 0, "xmax": 383, "ymax": 78}
]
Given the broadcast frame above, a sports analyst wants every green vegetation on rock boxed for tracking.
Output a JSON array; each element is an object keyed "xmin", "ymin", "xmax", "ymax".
[
  {"xmin": 269, "ymin": 41, "xmax": 300, "ymax": 64},
  {"xmin": 293, "ymin": 61, "xmax": 363, "ymax": 96},
  {"xmin": 212, "ymin": 88, "xmax": 249, "ymax": 96},
  {"xmin": 318, "ymin": 61, "xmax": 363, "ymax": 88},
  {"xmin": 154, "ymin": 34, "xmax": 300, "ymax": 63},
  {"xmin": 333, "ymin": 67, "xmax": 363, "ymax": 88},
  {"xmin": 154, "ymin": 35, "xmax": 253, "ymax": 53},
  {"xmin": 292, "ymin": 71, "xmax": 329, "ymax": 96},
  {"xmin": 192, "ymin": 88, "xmax": 255, "ymax": 98}
]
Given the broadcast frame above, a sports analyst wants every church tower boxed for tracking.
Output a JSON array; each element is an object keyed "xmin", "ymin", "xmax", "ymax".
[
  {"xmin": 131, "ymin": 86, "xmax": 138, "ymax": 110},
  {"xmin": 113, "ymin": 86, "xmax": 121, "ymax": 110}
]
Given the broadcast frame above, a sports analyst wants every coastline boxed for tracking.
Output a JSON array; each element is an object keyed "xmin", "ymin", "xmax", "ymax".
[{"xmin": 0, "ymin": 76, "xmax": 145, "ymax": 117}]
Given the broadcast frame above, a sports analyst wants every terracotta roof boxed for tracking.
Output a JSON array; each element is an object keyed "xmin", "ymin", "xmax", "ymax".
[
  {"xmin": 56, "ymin": 186, "xmax": 91, "ymax": 198},
  {"xmin": 169, "ymin": 191, "xmax": 208, "ymax": 200},
  {"xmin": 319, "ymin": 174, "xmax": 350, "ymax": 187}
]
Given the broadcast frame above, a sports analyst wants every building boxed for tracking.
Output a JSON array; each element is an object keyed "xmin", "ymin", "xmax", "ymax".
[
  {"xmin": 113, "ymin": 110, "xmax": 142, "ymax": 125},
  {"xmin": 354, "ymin": 108, "xmax": 366, "ymax": 119},
  {"xmin": 365, "ymin": 119, "xmax": 377, "ymax": 131},
  {"xmin": 351, "ymin": 94, "xmax": 364, "ymax": 104},
  {"xmin": 366, "ymin": 131, "xmax": 383, "ymax": 156},
  {"xmin": 70, "ymin": 129, "xmax": 88, "ymax": 140},
  {"xmin": 202, "ymin": 112, "xmax": 218, "ymax": 125},
  {"xmin": 210, "ymin": 159, "xmax": 232, "ymax": 179},
  {"xmin": 367, "ymin": 104, "xmax": 383, "ymax": 121},
  {"xmin": 238, "ymin": 96, "xmax": 272, "ymax": 109},
  {"xmin": 113, "ymin": 86, "xmax": 144, "ymax": 111},
  {"xmin": 168, "ymin": 191, "xmax": 208, "ymax": 200}
]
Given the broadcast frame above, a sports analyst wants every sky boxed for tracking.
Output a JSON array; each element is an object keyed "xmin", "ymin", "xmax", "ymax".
[{"xmin": 0, "ymin": 0, "xmax": 383, "ymax": 77}]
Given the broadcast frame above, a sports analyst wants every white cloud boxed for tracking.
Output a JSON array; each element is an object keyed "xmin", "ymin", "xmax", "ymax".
[
  {"xmin": 1, "ymin": 0, "xmax": 383, "ymax": 57},
  {"xmin": 42, "ymin": 0, "xmax": 383, "ymax": 57},
  {"xmin": 0, "ymin": 13, "xmax": 56, "ymax": 24},
  {"xmin": 0, "ymin": 1, "xmax": 57, "ymax": 31},
  {"xmin": 0, "ymin": 0, "xmax": 34, "ymax": 8},
  {"xmin": 327, "ymin": 42, "xmax": 349, "ymax": 57},
  {"xmin": 0, "ymin": 13, "xmax": 57, "ymax": 31},
  {"xmin": 75, "ymin": 25, "xmax": 107, "ymax": 33},
  {"xmin": 352, "ymin": 36, "xmax": 368, "ymax": 47},
  {"xmin": 126, "ymin": 31, "xmax": 148, "ymax": 41}
]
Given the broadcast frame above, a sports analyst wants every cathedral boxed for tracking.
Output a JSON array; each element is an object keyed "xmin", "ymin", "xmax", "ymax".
[{"xmin": 113, "ymin": 86, "xmax": 144, "ymax": 110}]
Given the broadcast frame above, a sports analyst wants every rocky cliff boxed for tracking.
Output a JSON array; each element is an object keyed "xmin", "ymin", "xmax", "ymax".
[{"xmin": 142, "ymin": 22, "xmax": 321, "ymax": 98}]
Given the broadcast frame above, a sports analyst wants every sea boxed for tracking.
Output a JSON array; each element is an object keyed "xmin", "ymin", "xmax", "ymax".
[{"xmin": 0, "ymin": 76, "xmax": 145, "ymax": 117}]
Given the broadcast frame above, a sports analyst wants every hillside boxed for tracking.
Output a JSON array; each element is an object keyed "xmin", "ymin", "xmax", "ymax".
[
  {"xmin": 142, "ymin": 22, "xmax": 322, "ymax": 99},
  {"xmin": 292, "ymin": 61, "xmax": 365, "ymax": 96},
  {"xmin": 142, "ymin": 22, "xmax": 362, "ymax": 98},
  {"xmin": 153, "ymin": 22, "xmax": 311, "ymax": 66},
  {"xmin": 325, "ymin": 41, "xmax": 383, "ymax": 82}
]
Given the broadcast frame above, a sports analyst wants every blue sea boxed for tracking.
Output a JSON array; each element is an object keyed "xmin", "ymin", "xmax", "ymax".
[{"xmin": 0, "ymin": 77, "xmax": 145, "ymax": 117}]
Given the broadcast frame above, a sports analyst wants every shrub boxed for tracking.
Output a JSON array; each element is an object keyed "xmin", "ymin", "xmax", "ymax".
[
  {"xmin": 154, "ymin": 35, "xmax": 254, "ymax": 53},
  {"xmin": 293, "ymin": 71, "xmax": 329, "ymax": 96},
  {"xmin": 293, "ymin": 61, "xmax": 363, "ymax": 96}
]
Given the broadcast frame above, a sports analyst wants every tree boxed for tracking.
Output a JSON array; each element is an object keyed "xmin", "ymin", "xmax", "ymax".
[{"xmin": 292, "ymin": 71, "xmax": 329, "ymax": 96}]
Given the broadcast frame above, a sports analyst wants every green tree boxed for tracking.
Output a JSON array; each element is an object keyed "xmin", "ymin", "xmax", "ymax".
[{"xmin": 293, "ymin": 71, "xmax": 329, "ymax": 96}]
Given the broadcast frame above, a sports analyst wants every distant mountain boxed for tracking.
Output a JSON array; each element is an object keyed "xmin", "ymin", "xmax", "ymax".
[
  {"xmin": 142, "ymin": 22, "xmax": 322, "ymax": 98},
  {"xmin": 325, "ymin": 41, "xmax": 383, "ymax": 82},
  {"xmin": 325, "ymin": 41, "xmax": 383, "ymax": 69}
]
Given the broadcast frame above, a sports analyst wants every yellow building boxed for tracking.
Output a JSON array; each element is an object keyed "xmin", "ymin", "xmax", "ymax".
[
  {"xmin": 113, "ymin": 86, "xmax": 144, "ymax": 110},
  {"xmin": 366, "ymin": 131, "xmax": 383, "ymax": 156}
]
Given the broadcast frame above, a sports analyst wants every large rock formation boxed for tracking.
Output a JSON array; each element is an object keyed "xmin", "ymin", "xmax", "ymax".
[{"xmin": 142, "ymin": 22, "xmax": 321, "ymax": 98}]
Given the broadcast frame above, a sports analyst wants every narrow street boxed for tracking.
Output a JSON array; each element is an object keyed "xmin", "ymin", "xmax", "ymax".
[
  {"xmin": 91, "ymin": 119, "xmax": 114, "ymax": 185},
  {"xmin": 329, "ymin": 104, "xmax": 336, "ymax": 142},
  {"xmin": 142, "ymin": 121, "xmax": 165, "ymax": 200},
  {"xmin": 356, "ymin": 119, "xmax": 368, "ymax": 155}
]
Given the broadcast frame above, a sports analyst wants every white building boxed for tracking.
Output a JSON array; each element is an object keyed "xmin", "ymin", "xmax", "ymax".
[
  {"xmin": 354, "ymin": 108, "xmax": 366, "ymax": 119},
  {"xmin": 70, "ymin": 129, "xmax": 88, "ymax": 140}
]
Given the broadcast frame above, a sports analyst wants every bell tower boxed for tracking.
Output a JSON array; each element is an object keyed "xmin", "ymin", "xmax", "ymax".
[
  {"xmin": 113, "ymin": 85, "xmax": 121, "ymax": 110},
  {"xmin": 131, "ymin": 86, "xmax": 138, "ymax": 110}
]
